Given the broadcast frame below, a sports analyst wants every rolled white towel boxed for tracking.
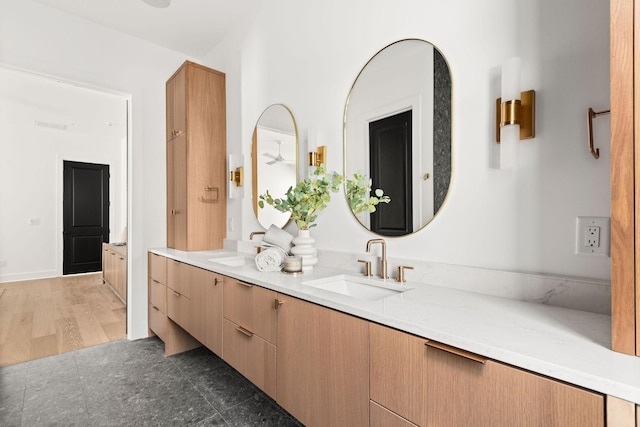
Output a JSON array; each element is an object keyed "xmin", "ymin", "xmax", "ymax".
[
  {"xmin": 262, "ymin": 224, "xmax": 294, "ymax": 253},
  {"xmin": 254, "ymin": 246, "xmax": 288, "ymax": 272}
]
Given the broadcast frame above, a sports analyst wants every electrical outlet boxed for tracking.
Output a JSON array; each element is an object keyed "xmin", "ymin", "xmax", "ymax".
[
  {"xmin": 584, "ymin": 226, "xmax": 600, "ymax": 247},
  {"xmin": 576, "ymin": 217, "xmax": 610, "ymax": 256}
]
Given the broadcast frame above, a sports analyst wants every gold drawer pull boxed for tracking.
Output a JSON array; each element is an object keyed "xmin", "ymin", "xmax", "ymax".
[
  {"xmin": 425, "ymin": 340, "xmax": 487, "ymax": 364},
  {"xmin": 173, "ymin": 291, "xmax": 181, "ymax": 297},
  {"xmin": 236, "ymin": 281, "xmax": 253, "ymax": 288},
  {"xmin": 151, "ymin": 305, "xmax": 159, "ymax": 311},
  {"xmin": 236, "ymin": 325, "xmax": 254, "ymax": 337}
]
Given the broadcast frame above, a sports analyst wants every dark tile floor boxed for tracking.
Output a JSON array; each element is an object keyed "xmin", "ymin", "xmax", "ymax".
[{"xmin": 0, "ymin": 337, "xmax": 303, "ymax": 426}]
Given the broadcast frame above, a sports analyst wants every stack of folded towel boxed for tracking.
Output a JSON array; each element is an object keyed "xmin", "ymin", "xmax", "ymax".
[{"xmin": 254, "ymin": 225, "xmax": 294, "ymax": 272}]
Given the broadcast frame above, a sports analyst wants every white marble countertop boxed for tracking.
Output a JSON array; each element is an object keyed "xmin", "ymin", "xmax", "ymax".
[{"xmin": 150, "ymin": 247, "xmax": 640, "ymax": 404}]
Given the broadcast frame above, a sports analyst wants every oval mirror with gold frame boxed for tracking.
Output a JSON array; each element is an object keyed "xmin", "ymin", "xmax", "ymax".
[
  {"xmin": 252, "ymin": 104, "xmax": 298, "ymax": 229},
  {"xmin": 344, "ymin": 39, "xmax": 452, "ymax": 237}
]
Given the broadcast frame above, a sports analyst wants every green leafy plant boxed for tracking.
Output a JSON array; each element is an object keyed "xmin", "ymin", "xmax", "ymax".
[
  {"xmin": 258, "ymin": 164, "xmax": 343, "ymax": 230},
  {"xmin": 345, "ymin": 171, "xmax": 391, "ymax": 215}
]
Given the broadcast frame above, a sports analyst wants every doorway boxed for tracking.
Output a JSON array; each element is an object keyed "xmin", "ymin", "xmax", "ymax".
[
  {"xmin": 63, "ymin": 161, "xmax": 110, "ymax": 275},
  {"xmin": 369, "ymin": 110, "xmax": 413, "ymax": 236}
]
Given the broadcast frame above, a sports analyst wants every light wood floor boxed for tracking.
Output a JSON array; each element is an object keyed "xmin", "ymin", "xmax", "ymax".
[{"xmin": 0, "ymin": 273, "xmax": 126, "ymax": 367}]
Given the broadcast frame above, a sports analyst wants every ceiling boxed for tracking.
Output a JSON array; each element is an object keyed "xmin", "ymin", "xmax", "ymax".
[{"xmin": 32, "ymin": 0, "xmax": 261, "ymax": 58}]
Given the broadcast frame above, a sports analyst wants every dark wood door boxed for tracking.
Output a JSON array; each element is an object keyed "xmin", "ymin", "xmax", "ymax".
[
  {"xmin": 369, "ymin": 110, "xmax": 413, "ymax": 236},
  {"xmin": 63, "ymin": 161, "xmax": 110, "ymax": 275}
]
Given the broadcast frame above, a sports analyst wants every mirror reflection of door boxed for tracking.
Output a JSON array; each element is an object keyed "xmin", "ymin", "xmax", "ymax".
[
  {"xmin": 63, "ymin": 161, "xmax": 110, "ymax": 275},
  {"xmin": 369, "ymin": 110, "xmax": 412, "ymax": 236},
  {"xmin": 344, "ymin": 39, "xmax": 452, "ymax": 236}
]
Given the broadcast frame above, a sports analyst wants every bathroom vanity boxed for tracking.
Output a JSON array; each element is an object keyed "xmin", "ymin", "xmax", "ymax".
[{"xmin": 147, "ymin": 247, "xmax": 640, "ymax": 427}]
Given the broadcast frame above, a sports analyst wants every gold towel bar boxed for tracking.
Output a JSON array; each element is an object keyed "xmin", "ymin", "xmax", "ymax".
[{"xmin": 587, "ymin": 107, "xmax": 610, "ymax": 159}]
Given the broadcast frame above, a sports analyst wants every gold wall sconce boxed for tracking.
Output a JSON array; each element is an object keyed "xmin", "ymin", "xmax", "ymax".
[
  {"xmin": 309, "ymin": 145, "xmax": 326, "ymax": 167},
  {"xmin": 494, "ymin": 57, "xmax": 536, "ymax": 169},
  {"xmin": 230, "ymin": 166, "xmax": 243, "ymax": 187},
  {"xmin": 495, "ymin": 90, "xmax": 536, "ymax": 143}
]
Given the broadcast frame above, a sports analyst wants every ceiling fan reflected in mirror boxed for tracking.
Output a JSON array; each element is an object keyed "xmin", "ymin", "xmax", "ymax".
[
  {"xmin": 142, "ymin": 0, "xmax": 171, "ymax": 8},
  {"xmin": 263, "ymin": 140, "xmax": 293, "ymax": 165}
]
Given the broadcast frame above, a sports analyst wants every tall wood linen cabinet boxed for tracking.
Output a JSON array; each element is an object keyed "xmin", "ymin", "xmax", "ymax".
[{"xmin": 166, "ymin": 61, "xmax": 227, "ymax": 251}]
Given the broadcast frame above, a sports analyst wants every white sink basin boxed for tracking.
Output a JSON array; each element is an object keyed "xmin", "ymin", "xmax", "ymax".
[
  {"xmin": 208, "ymin": 256, "xmax": 246, "ymax": 267},
  {"xmin": 301, "ymin": 274, "xmax": 411, "ymax": 301}
]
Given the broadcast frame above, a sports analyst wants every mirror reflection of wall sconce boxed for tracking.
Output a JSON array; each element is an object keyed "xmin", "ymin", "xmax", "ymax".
[
  {"xmin": 587, "ymin": 107, "xmax": 610, "ymax": 159},
  {"xmin": 228, "ymin": 154, "xmax": 244, "ymax": 198},
  {"xmin": 495, "ymin": 57, "xmax": 536, "ymax": 169},
  {"xmin": 309, "ymin": 145, "xmax": 326, "ymax": 167}
]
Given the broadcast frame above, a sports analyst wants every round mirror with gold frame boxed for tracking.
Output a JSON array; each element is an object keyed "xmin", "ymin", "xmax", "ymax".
[
  {"xmin": 344, "ymin": 39, "xmax": 452, "ymax": 237},
  {"xmin": 252, "ymin": 104, "xmax": 298, "ymax": 229}
]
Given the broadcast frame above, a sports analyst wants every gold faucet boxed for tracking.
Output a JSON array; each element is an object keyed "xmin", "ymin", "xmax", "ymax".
[
  {"xmin": 366, "ymin": 238, "xmax": 388, "ymax": 279},
  {"xmin": 249, "ymin": 231, "xmax": 265, "ymax": 240},
  {"xmin": 249, "ymin": 231, "xmax": 265, "ymax": 253}
]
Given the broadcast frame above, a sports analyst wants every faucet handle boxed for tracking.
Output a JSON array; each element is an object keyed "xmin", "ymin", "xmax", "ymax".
[
  {"xmin": 357, "ymin": 259, "xmax": 373, "ymax": 277},
  {"xmin": 396, "ymin": 265, "xmax": 414, "ymax": 283}
]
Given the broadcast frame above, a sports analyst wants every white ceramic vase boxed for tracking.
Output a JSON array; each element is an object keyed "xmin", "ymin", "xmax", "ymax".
[{"xmin": 290, "ymin": 228, "xmax": 318, "ymax": 271}]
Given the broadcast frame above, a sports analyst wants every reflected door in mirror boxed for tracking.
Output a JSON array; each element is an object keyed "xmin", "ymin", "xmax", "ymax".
[{"xmin": 369, "ymin": 111, "xmax": 413, "ymax": 236}]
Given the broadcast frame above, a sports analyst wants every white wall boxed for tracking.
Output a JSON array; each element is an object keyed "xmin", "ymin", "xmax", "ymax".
[
  {"xmin": 0, "ymin": 0, "xmax": 611, "ymax": 340},
  {"xmin": 208, "ymin": 0, "xmax": 611, "ymax": 281},
  {"xmin": 0, "ymin": 66, "xmax": 127, "ymax": 282},
  {"xmin": 0, "ymin": 0, "xmax": 193, "ymax": 339}
]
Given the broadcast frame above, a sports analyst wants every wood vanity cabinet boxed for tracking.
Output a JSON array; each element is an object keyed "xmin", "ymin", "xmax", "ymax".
[
  {"xmin": 370, "ymin": 323, "xmax": 605, "ymax": 427},
  {"xmin": 426, "ymin": 343, "xmax": 605, "ymax": 426},
  {"xmin": 102, "ymin": 243, "xmax": 126, "ymax": 303},
  {"xmin": 148, "ymin": 253, "xmax": 200, "ymax": 356},
  {"xmin": 190, "ymin": 266, "xmax": 223, "ymax": 356},
  {"xmin": 276, "ymin": 295, "xmax": 369, "ymax": 427},
  {"xmin": 370, "ymin": 323, "xmax": 426, "ymax": 426},
  {"xmin": 166, "ymin": 258, "xmax": 191, "ymax": 331},
  {"xmin": 222, "ymin": 279, "xmax": 277, "ymax": 398},
  {"xmin": 166, "ymin": 60, "xmax": 226, "ymax": 252}
]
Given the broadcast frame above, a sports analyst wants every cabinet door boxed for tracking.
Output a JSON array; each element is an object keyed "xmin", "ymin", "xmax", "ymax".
[
  {"xmin": 426, "ymin": 343, "xmax": 605, "ymax": 427},
  {"xmin": 370, "ymin": 401, "xmax": 418, "ymax": 427},
  {"xmin": 276, "ymin": 295, "xmax": 369, "ymax": 427},
  {"xmin": 149, "ymin": 253, "xmax": 166, "ymax": 284},
  {"xmin": 167, "ymin": 259, "xmax": 190, "ymax": 297},
  {"xmin": 166, "ymin": 65, "xmax": 186, "ymax": 141},
  {"xmin": 370, "ymin": 323, "xmax": 426, "ymax": 426},
  {"xmin": 190, "ymin": 266, "xmax": 223, "ymax": 355},
  {"xmin": 223, "ymin": 319, "xmax": 276, "ymax": 399},
  {"xmin": 167, "ymin": 288, "xmax": 191, "ymax": 331},
  {"xmin": 223, "ymin": 280, "xmax": 277, "ymax": 344},
  {"xmin": 167, "ymin": 132, "xmax": 187, "ymax": 250},
  {"xmin": 115, "ymin": 253, "xmax": 126, "ymax": 302}
]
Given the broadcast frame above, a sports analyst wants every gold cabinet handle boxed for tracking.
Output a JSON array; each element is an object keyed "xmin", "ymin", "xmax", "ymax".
[
  {"xmin": 236, "ymin": 325, "xmax": 254, "ymax": 337},
  {"xmin": 236, "ymin": 281, "xmax": 253, "ymax": 288},
  {"xmin": 425, "ymin": 340, "xmax": 487, "ymax": 364},
  {"xmin": 274, "ymin": 298, "xmax": 284, "ymax": 310},
  {"xmin": 214, "ymin": 277, "xmax": 222, "ymax": 286},
  {"xmin": 173, "ymin": 290, "xmax": 180, "ymax": 297},
  {"xmin": 151, "ymin": 305, "xmax": 159, "ymax": 311}
]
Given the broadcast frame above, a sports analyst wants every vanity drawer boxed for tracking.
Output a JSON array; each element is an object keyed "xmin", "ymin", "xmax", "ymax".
[
  {"xmin": 167, "ymin": 287, "xmax": 191, "ymax": 331},
  {"xmin": 223, "ymin": 279, "xmax": 277, "ymax": 344},
  {"xmin": 149, "ymin": 252, "xmax": 167, "ymax": 284},
  {"xmin": 149, "ymin": 278, "xmax": 166, "ymax": 314},
  {"xmin": 167, "ymin": 259, "xmax": 191, "ymax": 298},
  {"xmin": 222, "ymin": 318, "xmax": 276, "ymax": 399},
  {"xmin": 148, "ymin": 303, "xmax": 167, "ymax": 342}
]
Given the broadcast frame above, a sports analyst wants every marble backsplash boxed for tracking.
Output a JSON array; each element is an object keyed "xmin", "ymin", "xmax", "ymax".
[
  {"xmin": 317, "ymin": 249, "xmax": 611, "ymax": 315},
  {"xmin": 227, "ymin": 239, "xmax": 611, "ymax": 315}
]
